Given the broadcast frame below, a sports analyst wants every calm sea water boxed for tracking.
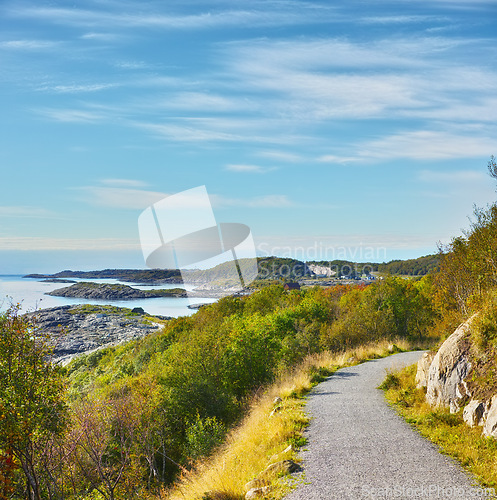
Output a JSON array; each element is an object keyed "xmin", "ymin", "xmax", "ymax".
[{"xmin": 0, "ymin": 275, "xmax": 217, "ymax": 317}]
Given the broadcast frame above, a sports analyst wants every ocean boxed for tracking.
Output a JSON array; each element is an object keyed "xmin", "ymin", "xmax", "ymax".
[{"xmin": 0, "ymin": 275, "xmax": 217, "ymax": 317}]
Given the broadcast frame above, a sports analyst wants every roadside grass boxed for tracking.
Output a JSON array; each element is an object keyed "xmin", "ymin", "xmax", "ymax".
[
  {"xmin": 381, "ymin": 364, "xmax": 497, "ymax": 491},
  {"xmin": 161, "ymin": 338, "xmax": 430, "ymax": 500}
]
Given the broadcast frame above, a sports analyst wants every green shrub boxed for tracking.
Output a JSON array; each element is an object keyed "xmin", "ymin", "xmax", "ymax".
[{"xmin": 185, "ymin": 414, "xmax": 227, "ymax": 461}]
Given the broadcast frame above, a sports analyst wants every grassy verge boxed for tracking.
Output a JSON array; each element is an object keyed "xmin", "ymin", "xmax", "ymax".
[
  {"xmin": 380, "ymin": 364, "xmax": 497, "ymax": 491},
  {"xmin": 161, "ymin": 339, "xmax": 430, "ymax": 500}
]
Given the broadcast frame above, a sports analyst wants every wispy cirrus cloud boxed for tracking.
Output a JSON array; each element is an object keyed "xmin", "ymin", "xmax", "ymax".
[
  {"xmin": 358, "ymin": 130, "xmax": 496, "ymax": 160},
  {"xmin": 418, "ymin": 170, "xmax": 487, "ymax": 183},
  {"xmin": 37, "ymin": 83, "xmax": 117, "ymax": 93},
  {"xmin": 225, "ymin": 164, "xmax": 274, "ymax": 174},
  {"xmin": 76, "ymin": 179, "xmax": 294, "ymax": 210},
  {"xmin": 257, "ymin": 151, "xmax": 303, "ymax": 163},
  {"xmin": 416, "ymin": 168, "xmax": 495, "ymax": 203},
  {"xmin": 317, "ymin": 154, "xmax": 359, "ymax": 164},
  {"xmin": 0, "ymin": 39, "xmax": 59, "ymax": 50},
  {"xmin": 100, "ymin": 178, "xmax": 149, "ymax": 188},
  {"xmin": 80, "ymin": 32, "xmax": 119, "ymax": 41},
  {"xmin": 359, "ymin": 15, "xmax": 447, "ymax": 24},
  {"xmin": 211, "ymin": 194, "xmax": 294, "ymax": 208},
  {"xmin": 222, "ymin": 36, "xmax": 496, "ymax": 125},
  {"xmin": 0, "ymin": 236, "xmax": 139, "ymax": 251},
  {"xmin": 35, "ymin": 108, "xmax": 106, "ymax": 123},
  {"xmin": 76, "ymin": 186, "xmax": 167, "ymax": 210},
  {"xmin": 6, "ymin": 3, "xmax": 335, "ymax": 30},
  {"xmin": 0, "ymin": 206, "xmax": 58, "ymax": 218}
]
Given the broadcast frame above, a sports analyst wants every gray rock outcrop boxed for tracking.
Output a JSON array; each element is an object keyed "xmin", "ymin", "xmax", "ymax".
[
  {"xmin": 463, "ymin": 399, "xmax": 487, "ymax": 427},
  {"xmin": 483, "ymin": 396, "xmax": 497, "ymax": 439},
  {"xmin": 418, "ymin": 314, "xmax": 497, "ymax": 440},
  {"xmin": 245, "ymin": 486, "xmax": 271, "ymax": 499},
  {"xmin": 47, "ymin": 282, "xmax": 186, "ymax": 300},
  {"xmin": 415, "ymin": 352, "xmax": 435, "ymax": 389},
  {"xmin": 27, "ymin": 305, "xmax": 165, "ymax": 364},
  {"xmin": 425, "ymin": 316, "xmax": 474, "ymax": 413}
]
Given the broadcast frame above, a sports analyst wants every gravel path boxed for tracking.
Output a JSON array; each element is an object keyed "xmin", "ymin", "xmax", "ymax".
[{"xmin": 285, "ymin": 351, "xmax": 493, "ymax": 500}]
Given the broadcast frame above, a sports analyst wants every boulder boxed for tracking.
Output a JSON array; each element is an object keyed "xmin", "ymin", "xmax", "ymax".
[
  {"xmin": 245, "ymin": 459, "xmax": 302, "ymax": 496},
  {"xmin": 463, "ymin": 400, "xmax": 487, "ymax": 427},
  {"xmin": 483, "ymin": 396, "xmax": 497, "ymax": 439},
  {"xmin": 415, "ymin": 352, "xmax": 435, "ymax": 388},
  {"xmin": 262, "ymin": 460, "xmax": 301, "ymax": 477},
  {"xmin": 245, "ymin": 486, "xmax": 271, "ymax": 499},
  {"xmin": 244, "ymin": 478, "xmax": 267, "ymax": 492},
  {"xmin": 426, "ymin": 317, "xmax": 475, "ymax": 413}
]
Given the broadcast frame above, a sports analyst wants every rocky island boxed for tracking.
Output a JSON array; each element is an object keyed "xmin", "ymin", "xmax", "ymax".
[
  {"xmin": 27, "ymin": 304, "xmax": 167, "ymax": 364},
  {"xmin": 25, "ymin": 268, "xmax": 182, "ymax": 284},
  {"xmin": 47, "ymin": 282, "xmax": 187, "ymax": 300}
]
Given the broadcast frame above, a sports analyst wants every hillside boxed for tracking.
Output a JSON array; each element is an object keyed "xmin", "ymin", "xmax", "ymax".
[{"xmin": 378, "ymin": 254, "xmax": 440, "ymax": 276}]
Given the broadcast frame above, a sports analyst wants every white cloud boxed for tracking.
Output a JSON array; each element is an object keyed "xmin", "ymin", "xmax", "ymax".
[
  {"xmin": 418, "ymin": 170, "xmax": 487, "ymax": 183},
  {"xmin": 100, "ymin": 178, "xmax": 149, "ymax": 188},
  {"xmin": 360, "ymin": 15, "xmax": 446, "ymax": 24},
  {"xmin": 114, "ymin": 60, "xmax": 150, "ymax": 70},
  {"xmin": 80, "ymin": 32, "xmax": 118, "ymax": 41},
  {"xmin": 225, "ymin": 164, "xmax": 267, "ymax": 173},
  {"xmin": 416, "ymin": 168, "xmax": 495, "ymax": 205},
  {"xmin": 0, "ymin": 237, "xmax": 139, "ymax": 251},
  {"xmin": 135, "ymin": 119, "xmax": 300, "ymax": 144},
  {"xmin": 221, "ymin": 36, "xmax": 497, "ymax": 126},
  {"xmin": 39, "ymin": 83, "xmax": 117, "ymax": 93},
  {"xmin": 0, "ymin": 206, "xmax": 58, "ymax": 218},
  {"xmin": 76, "ymin": 186, "xmax": 167, "ymax": 209},
  {"xmin": 36, "ymin": 108, "xmax": 105, "ymax": 123},
  {"xmin": 7, "ymin": 3, "xmax": 333, "ymax": 30},
  {"xmin": 0, "ymin": 39, "xmax": 58, "ymax": 50},
  {"xmin": 211, "ymin": 194, "xmax": 294, "ymax": 208},
  {"xmin": 159, "ymin": 92, "xmax": 245, "ymax": 112},
  {"xmin": 317, "ymin": 155, "xmax": 358, "ymax": 164},
  {"xmin": 257, "ymin": 151, "xmax": 302, "ymax": 162},
  {"xmin": 358, "ymin": 130, "xmax": 496, "ymax": 160}
]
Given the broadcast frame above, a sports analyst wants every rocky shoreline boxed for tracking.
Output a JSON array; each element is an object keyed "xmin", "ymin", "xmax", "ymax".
[{"xmin": 28, "ymin": 305, "xmax": 167, "ymax": 365}]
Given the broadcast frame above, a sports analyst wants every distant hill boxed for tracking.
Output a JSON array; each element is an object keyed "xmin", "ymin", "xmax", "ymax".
[
  {"xmin": 25, "ymin": 257, "xmax": 312, "ymax": 288},
  {"xmin": 307, "ymin": 255, "xmax": 439, "ymax": 277},
  {"xmin": 25, "ymin": 268, "xmax": 182, "ymax": 283},
  {"xmin": 378, "ymin": 254, "xmax": 440, "ymax": 276},
  {"xmin": 24, "ymin": 254, "xmax": 440, "ymax": 290},
  {"xmin": 256, "ymin": 257, "xmax": 312, "ymax": 280}
]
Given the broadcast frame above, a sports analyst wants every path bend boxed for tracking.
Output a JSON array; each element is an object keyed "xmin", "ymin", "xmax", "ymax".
[{"xmin": 285, "ymin": 351, "xmax": 492, "ymax": 500}]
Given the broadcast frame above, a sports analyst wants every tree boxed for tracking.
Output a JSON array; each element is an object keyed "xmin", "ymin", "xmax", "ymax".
[
  {"xmin": 488, "ymin": 155, "xmax": 497, "ymax": 183},
  {"xmin": 0, "ymin": 305, "xmax": 67, "ymax": 500},
  {"xmin": 68, "ymin": 395, "xmax": 143, "ymax": 500}
]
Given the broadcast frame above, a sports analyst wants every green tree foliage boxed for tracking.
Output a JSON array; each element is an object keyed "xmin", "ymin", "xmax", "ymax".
[
  {"xmin": 435, "ymin": 203, "xmax": 497, "ymax": 314},
  {"xmin": 378, "ymin": 254, "xmax": 440, "ymax": 276},
  {"xmin": 323, "ymin": 278, "xmax": 434, "ymax": 349},
  {"xmin": 0, "ymin": 305, "xmax": 67, "ymax": 500}
]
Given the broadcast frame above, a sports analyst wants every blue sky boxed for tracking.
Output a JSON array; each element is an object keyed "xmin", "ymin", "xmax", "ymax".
[{"xmin": 1, "ymin": 0, "xmax": 496, "ymax": 273}]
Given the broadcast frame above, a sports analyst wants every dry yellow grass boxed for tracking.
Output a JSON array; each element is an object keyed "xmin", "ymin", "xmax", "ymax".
[{"xmin": 160, "ymin": 339, "xmax": 428, "ymax": 500}]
